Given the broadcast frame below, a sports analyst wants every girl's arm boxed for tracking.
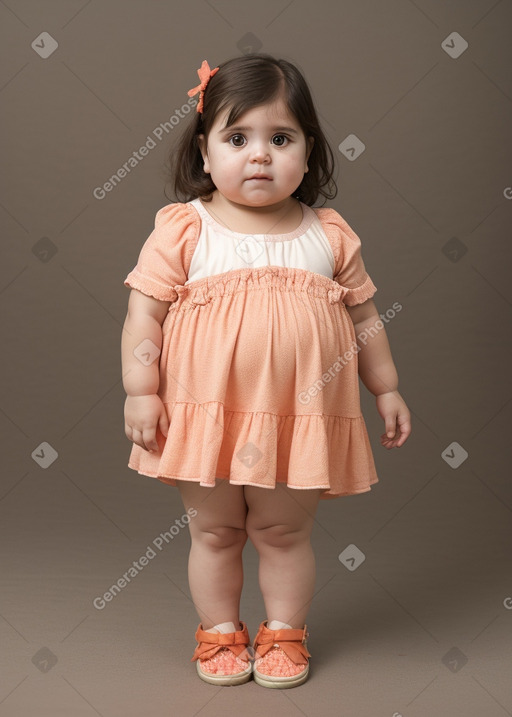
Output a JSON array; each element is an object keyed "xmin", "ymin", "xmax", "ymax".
[
  {"xmin": 121, "ymin": 289, "xmax": 171, "ymax": 395},
  {"xmin": 345, "ymin": 298, "xmax": 411, "ymax": 448},
  {"xmin": 345, "ymin": 299, "xmax": 397, "ymax": 396},
  {"xmin": 121, "ymin": 290, "xmax": 171, "ymax": 452}
]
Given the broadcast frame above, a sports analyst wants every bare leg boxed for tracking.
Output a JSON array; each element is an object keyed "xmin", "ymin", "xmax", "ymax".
[
  {"xmin": 176, "ymin": 478, "xmax": 248, "ymax": 629},
  {"xmin": 244, "ymin": 483, "xmax": 322, "ymax": 628}
]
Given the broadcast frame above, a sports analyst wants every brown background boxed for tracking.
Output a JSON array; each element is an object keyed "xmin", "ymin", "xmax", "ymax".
[{"xmin": 1, "ymin": 1, "xmax": 511, "ymax": 715}]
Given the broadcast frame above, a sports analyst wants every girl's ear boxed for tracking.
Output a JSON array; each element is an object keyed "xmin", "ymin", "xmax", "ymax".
[{"xmin": 197, "ymin": 134, "xmax": 210, "ymax": 174}]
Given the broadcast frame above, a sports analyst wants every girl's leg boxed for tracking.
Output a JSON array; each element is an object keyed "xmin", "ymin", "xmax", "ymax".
[
  {"xmin": 244, "ymin": 483, "xmax": 323, "ymax": 629},
  {"xmin": 176, "ymin": 478, "xmax": 248, "ymax": 630}
]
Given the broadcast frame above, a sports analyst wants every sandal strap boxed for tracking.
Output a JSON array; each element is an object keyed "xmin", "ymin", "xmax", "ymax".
[
  {"xmin": 191, "ymin": 621, "xmax": 251, "ymax": 662},
  {"xmin": 253, "ymin": 621, "xmax": 311, "ymax": 664}
]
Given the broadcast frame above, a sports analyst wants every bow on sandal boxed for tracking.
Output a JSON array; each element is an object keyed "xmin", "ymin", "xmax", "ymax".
[
  {"xmin": 252, "ymin": 620, "xmax": 312, "ymax": 689},
  {"xmin": 191, "ymin": 621, "xmax": 253, "ymax": 686}
]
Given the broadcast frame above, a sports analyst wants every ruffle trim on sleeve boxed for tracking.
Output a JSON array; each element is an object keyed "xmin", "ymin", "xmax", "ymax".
[
  {"xmin": 341, "ymin": 273, "xmax": 378, "ymax": 306},
  {"xmin": 123, "ymin": 269, "xmax": 178, "ymax": 302}
]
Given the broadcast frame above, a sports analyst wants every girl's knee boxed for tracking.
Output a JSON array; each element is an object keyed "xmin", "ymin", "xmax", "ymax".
[
  {"xmin": 192, "ymin": 524, "xmax": 248, "ymax": 551},
  {"xmin": 246, "ymin": 522, "xmax": 311, "ymax": 550},
  {"xmin": 177, "ymin": 479, "xmax": 248, "ymax": 550},
  {"xmin": 244, "ymin": 485, "xmax": 320, "ymax": 549}
]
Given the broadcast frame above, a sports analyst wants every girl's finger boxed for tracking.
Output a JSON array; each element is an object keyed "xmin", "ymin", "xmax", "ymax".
[
  {"xmin": 132, "ymin": 429, "xmax": 148, "ymax": 452},
  {"xmin": 159, "ymin": 413, "xmax": 169, "ymax": 438},
  {"xmin": 143, "ymin": 428, "xmax": 158, "ymax": 453}
]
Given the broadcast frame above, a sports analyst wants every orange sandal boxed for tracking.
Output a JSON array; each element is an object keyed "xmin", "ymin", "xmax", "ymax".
[
  {"xmin": 191, "ymin": 621, "xmax": 253, "ymax": 686},
  {"xmin": 252, "ymin": 620, "xmax": 311, "ymax": 688}
]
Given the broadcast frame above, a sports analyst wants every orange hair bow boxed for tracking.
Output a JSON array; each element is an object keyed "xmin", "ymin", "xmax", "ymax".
[{"xmin": 187, "ymin": 60, "xmax": 219, "ymax": 114}]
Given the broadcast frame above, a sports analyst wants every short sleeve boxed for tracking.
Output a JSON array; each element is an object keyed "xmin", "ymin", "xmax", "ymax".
[
  {"xmin": 124, "ymin": 203, "xmax": 200, "ymax": 302},
  {"xmin": 317, "ymin": 208, "xmax": 377, "ymax": 306}
]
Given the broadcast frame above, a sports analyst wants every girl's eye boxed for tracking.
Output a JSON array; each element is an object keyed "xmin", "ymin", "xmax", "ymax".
[
  {"xmin": 272, "ymin": 134, "xmax": 289, "ymax": 146},
  {"xmin": 229, "ymin": 134, "xmax": 246, "ymax": 147}
]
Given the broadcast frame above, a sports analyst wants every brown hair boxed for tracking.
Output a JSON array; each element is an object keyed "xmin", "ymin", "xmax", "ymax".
[{"xmin": 164, "ymin": 54, "xmax": 337, "ymax": 206}]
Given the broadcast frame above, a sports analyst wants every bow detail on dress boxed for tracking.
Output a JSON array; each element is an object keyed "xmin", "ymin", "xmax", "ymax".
[
  {"xmin": 174, "ymin": 285, "xmax": 188, "ymax": 298},
  {"xmin": 327, "ymin": 284, "xmax": 347, "ymax": 304},
  {"xmin": 253, "ymin": 622, "xmax": 311, "ymax": 664}
]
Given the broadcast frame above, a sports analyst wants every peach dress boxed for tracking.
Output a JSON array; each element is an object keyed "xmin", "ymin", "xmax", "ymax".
[{"xmin": 123, "ymin": 198, "xmax": 379, "ymax": 499}]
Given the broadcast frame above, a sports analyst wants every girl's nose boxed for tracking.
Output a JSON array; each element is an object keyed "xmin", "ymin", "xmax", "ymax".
[{"xmin": 249, "ymin": 141, "xmax": 270, "ymax": 162}]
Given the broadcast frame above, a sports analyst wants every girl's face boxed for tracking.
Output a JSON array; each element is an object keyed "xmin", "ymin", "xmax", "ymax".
[{"xmin": 198, "ymin": 98, "xmax": 314, "ymax": 209}]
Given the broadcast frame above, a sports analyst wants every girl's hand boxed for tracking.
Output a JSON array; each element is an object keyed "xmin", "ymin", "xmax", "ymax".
[
  {"xmin": 375, "ymin": 390, "xmax": 411, "ymax": 449},
  {"xmin": 124, "ymin": 394, "xmax": 169, "ymax": 453}
]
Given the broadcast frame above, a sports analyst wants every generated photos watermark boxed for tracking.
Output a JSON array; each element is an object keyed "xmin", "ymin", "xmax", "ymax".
[
  {"xmin": 93, "ymin": 97, "xmax": 197, "ymax": 200},
  {"xmin": 298, "ymin": 301, "xmax": 403, "ymax": 405},
  {"xmin": 93, "ymin": 507, "xmax": 197, "ymax": 610}
]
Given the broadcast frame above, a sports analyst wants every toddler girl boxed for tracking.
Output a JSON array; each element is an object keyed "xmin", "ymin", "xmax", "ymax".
[{"xmin": 121, "ymin": 54, "xmax": 411, "ymax": 689}]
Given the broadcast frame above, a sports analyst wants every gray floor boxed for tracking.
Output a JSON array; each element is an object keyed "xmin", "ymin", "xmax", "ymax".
[{"xmin": 1, "ymin": 423, "xmax": 511, "ymax": 717}]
